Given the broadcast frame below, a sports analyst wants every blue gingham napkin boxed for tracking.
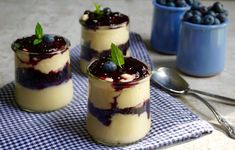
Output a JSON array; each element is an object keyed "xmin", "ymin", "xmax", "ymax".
[{"xmin": 0, "ymin": 33, "xmax": 213, "ymax": 150}]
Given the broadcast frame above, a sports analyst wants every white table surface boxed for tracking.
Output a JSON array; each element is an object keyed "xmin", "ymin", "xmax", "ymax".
[{"xmin": 0, "ymin": 0, "xmax": 234, "ymax": 149}]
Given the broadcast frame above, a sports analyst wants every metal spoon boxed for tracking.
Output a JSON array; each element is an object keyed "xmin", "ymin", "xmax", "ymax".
[{"xmin": 151, "ymin": 67, "xmax": 235, "ymax": 139}]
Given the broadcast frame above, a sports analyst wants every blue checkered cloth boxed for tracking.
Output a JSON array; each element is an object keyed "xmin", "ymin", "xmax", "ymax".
[{"xmin": 0, "ymin": 33, "xmax": 213, "ymax": 150}]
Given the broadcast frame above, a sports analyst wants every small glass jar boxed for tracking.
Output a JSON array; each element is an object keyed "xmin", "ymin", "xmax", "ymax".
[
  {"xmin": 79, "ymin": 10, "xmax": 131, "ymax": 74},
  {"xmin": 86, "ymin": 58, "xmax": 151, "ymax": 145},
  {"xmin": 11, "ymin": 34, "xmax": 73, "ymax": 112}
]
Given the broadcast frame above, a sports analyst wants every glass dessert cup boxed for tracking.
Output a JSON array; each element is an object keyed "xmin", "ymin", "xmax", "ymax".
[
  {"xmin": 86, "ymin": 58, "xmax": 151, "ymax": 146},
  {"xmin": 12, "ymin": 35, "xmax": 73, "ymax": 112},
  {"xmin": 79, "ymin": 9, "xmax": 131, "ymax": 74}
]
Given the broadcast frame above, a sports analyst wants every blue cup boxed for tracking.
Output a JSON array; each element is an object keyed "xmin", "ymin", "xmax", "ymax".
[
  {"xmin": 151, "ymin": 1, "xmax": 189, "ymax": 54},
  {"xmin": 176, "ymin": 21, "xmax": 228, "ymax": 77}
]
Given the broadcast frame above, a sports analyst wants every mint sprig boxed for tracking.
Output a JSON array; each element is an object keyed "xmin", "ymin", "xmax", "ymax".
[
  {"xmin": 110, "ymin": 43, "xmax": 125, "ymax": 68},
  {"xmin": 33, "ymin": 22, "xmax": 43, "ymax": 45},
  {"xmin": 94, "ymin": 3, "xmax": 104, "ymax": 17}
]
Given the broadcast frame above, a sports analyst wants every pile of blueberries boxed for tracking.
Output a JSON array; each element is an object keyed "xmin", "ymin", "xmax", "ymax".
[
  {"xmin": 156, "ymin": 0, "xmax": 200, "ymax": 7},
  {"xmin": 183, "ymin": 2, "xmax": 228, "ymax": 25}
]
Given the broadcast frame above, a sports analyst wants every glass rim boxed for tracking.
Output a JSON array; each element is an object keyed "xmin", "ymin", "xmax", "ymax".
[
  {"xmin": 87, "ymin": 57, "xmax": 152, "ymax": 85},
  {"xmin": 152, "ymin": 0, "xmax": 190, "ymax": 12},
  {"xmin": 11, "ymin": 34, "xmax": 71, "ymax": 55},
  {"xmin": 79, "ymin": 19, "xmax": 129, "ymax": 30},
  {"xmin": 181, "ymin": 20, "xmax": 229, "ymax": 29}
]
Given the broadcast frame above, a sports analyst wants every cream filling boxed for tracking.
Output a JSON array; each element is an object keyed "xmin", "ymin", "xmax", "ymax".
[
  {"xmin": 87, "ymin": 112, "xmax": 151, "ymax": 144},
  {"xmin": 81, "ymin": 25, "xmax": 129, "ymax": 51},
  {"xmin": 15, "ymin": 80, "xmax": 73, "ymax": 112},
  {"xmin": 88, "ymin": 76, "xmax": 150, "ymax": 109},
  {"xmin": 15, "ymin": 50, "xmax": 70, "ymax": 74}
]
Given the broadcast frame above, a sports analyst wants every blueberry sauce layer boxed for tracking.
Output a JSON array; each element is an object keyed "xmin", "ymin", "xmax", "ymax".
[
  {"xmin": 80, "ymin": 8, "xmax": 129, "ymax": 29},
  {"xmin": 80, "ymin": 41, "xmax": 129, "ymax": 61},
  {"xmin": 88, "ymin": 99, "xmax": 150, "ymax": 126},
  {"xmin": 88, "ymin": 57, "xmax": 151, "ymax": 83},
  {"xmin": 16, "ymin": 62, "xmax": 71, "ymax": 89},
  {"xmin": 12, "ymin": 35, "xmax": 70, "ymax": 54}
]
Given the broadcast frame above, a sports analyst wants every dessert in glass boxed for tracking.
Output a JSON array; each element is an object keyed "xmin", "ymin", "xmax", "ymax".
[
  {"xmin": 79, "ymin": 5, "xmax": 130, "ymax": 73},
  {"xmin": 86, "ymin": 44, "xmax": 151, "ymax": 145},
  {"xmin": 11, "ymin": 23, "xmax": 73, "ymax": 112}
]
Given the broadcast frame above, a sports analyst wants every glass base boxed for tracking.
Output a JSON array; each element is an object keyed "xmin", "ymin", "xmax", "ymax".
[{"xmin": 88, "ymin": 131, "xmax": 149, "ymax": 147}]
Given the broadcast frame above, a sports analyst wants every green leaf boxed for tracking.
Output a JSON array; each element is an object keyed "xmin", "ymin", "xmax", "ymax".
[
  {"xmin": 110, "ymin": 43, "xmax": 125, "ymax": 68},
  {"xmin": 35, "ymin": 22, "xmax": 43, "ymax": 39},
  {"xmin": 94, "ymin": 3, "xmax": 101, "ymax": 14},
  {"xmin": 33, "ymin": 39, "xmax": 42, "ymax": 45},
  {"xmin": 94, "ymin": 3, "xmax": 104, "ymax": 17}
]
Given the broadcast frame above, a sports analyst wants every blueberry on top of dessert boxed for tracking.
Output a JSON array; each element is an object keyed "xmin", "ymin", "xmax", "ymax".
[
  {"xmin": 88, "ymin": 43, "xmax": 151, "ymax": 83},
  {"xmin": 156, "ymin": 0, "xmax": 201, "ymax": 8},
  {"xmin": 183, "ymin": 1, "xmax": 228, "ymax": 25},
  {"xmin": 79, "ymin": 3, "xmax": 129, "ymax": 29},
  {"xmin": 12, "ymin": 22, "xmax": 70, "ymax": 54}
]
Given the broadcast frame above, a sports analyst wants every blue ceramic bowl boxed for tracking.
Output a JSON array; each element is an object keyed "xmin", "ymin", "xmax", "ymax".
[
  {"xmin": 151, "ymin": 1, "xmax": 190, "ymax": 54},
  {"xmin": 176, "ymin": 21, "xmax": 228, "ymax": 77}
]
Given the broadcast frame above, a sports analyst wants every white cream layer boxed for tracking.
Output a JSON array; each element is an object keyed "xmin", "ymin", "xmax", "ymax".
[
  {"xmin": 87, "ymin": 112, "xmax": 151, "ymax": 145},
  {"xmin": 88, "ymin": 76, "xmax": 150, "ymax": 109},
  {"xmin": 15, "ymin": 49, "xmax": 70, "ymax": 74},
  {"xmin": 81, "ymin": 25, "xmax": 129, "ymax": 51},
  {"xmin": 16, "ymin": 79, "xmax": 73, "ymax": 112}
]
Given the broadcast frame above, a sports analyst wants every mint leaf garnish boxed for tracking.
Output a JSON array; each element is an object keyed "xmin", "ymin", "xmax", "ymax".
[
  {"xmin": 33, "ymin": 39, "xmax": 42, "ymax": 45},
  {"xmin": 110, "ymin": 43, "xmax": 125, "ymax": 68},
  {"xmin": 94, "ymin": 3, "xmax": 104, "ymax": 17},
  {"xmin": 33, "ymin": 22, "xmax": 43, "ymax": 45}
]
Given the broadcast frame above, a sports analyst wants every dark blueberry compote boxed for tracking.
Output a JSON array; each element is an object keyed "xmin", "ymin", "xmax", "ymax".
[
  {"xmin": 88, "ymin": 56, "xmax": 151, "ymax": 90},
  {"xmin": 12, "ymin": 34, "xmax": 70, "ymax": 65},
  {"xmin": 80, "ymin": 7, "xmax": 129, "ymax": 29},
  {"xmin": 183, "ymin": 1, "xmax": 228, "ymax": 25},
  {"xmin": 80, "ymin": 41, "xmax": 129, "ymax": 61}
]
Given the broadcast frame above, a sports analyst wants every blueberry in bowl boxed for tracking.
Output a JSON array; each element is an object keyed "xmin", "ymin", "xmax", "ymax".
[
  {"xmin": 183, "ymin": 1, "xmax": 228, "ymax": 25},
  {"xmin": 156, "ymin": 0, "xmax": 201, "ymax": 7}
]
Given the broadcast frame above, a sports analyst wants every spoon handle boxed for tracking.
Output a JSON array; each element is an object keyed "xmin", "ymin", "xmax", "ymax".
[
  {"xmin": 188, "ymin": 92, "xmax": 235, "ymax": 139},
  {"xmin": 190, "ymin": 89, "xmax": 235, "ymax": 104}
]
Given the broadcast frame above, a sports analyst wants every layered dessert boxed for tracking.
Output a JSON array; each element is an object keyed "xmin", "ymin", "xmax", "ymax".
[
  {"xmin": 79, "ymin": 5, "xmax": 130, "ymax": 73},
  {"xmin": 87, "ymin": 45, "xmax": 151, "ymax": 145},
  {"xmin": 11, "ymin": 23, "xmax": 73, "ymax": 112}
]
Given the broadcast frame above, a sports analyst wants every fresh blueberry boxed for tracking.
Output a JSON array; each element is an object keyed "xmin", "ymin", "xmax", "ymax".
[
  {"xmin": 214, "ymin": 18, "xmax": 221, "ymax": 25},
  {"xmin": 200, "ymin": 6, "xmax": 208, "ymax": 14},
  {"xmin": 183, "ymin": 11, "xmax": 193, "ymax": 21},
  {"xmin": 103, "ymin": 61, "xmax": 117, "ymax": 72},
  {"xmin": 191, "ymin": 15, "xmax": 201, "ymax": 24},
  {"xmin": 103, "ymin": 7, "xmax": 111, "ymax": 15},
  {"xmin": 175, "ymin": 0, "xmax": 187, "ymax": 7},
  {"xmin": 192, "ymin": 10, "xmax": 202, "ymax": 16},
  {"xmin": 191, "ymin": 0, "xmax": 201, "ymax": 10},
  {"xmin": 217, "ymin": 13, "xmax": 227, "ymax": 23},
  {"xmin": 43, "ymin": 34, "xmax": 55, "ymax": 43},
  {"xmin": 157, "ymin": 0, "xmax": 166, "ymax": 5},
  {"xmin": 207, "ymin": 10, "xmax": 216, "ymax": 17},
  {"xmin": 202, "ymin": 15, "xmax": 215, "ymax": 25},
  {"xmin": 185, "ymin": 0, "xmax": 194, "ymax": 6},
  {"xmin": 166, "ymin": 2, "xmax": 175, "ymax": 7},
  {"xmin": 212, "ymin": 2, "xmax": 224, "ymax": 13},
  {"xmin": 223, "ymin": 10, "xmax": 229, "ymax": 17}
]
